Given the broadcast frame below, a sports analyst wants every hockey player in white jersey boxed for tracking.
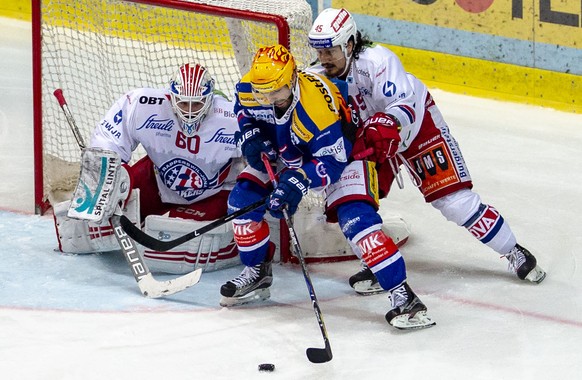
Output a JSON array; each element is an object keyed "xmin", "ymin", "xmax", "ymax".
[
  {"xmin": 307, "ymin": 8, "xmax": 546, "ymax": 314},
  {"xmin": 53, "ymin": 63, "xmax": 243, "ymax": 274}
]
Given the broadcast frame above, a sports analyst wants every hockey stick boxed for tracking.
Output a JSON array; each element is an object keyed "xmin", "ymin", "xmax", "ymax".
[
  {"xmin": 262, "ymin": 154, "xmax": 333, "ymax": 364},
  {"xmin": 53, "ymin": 88, "xmax": 201, "ymax": 298},
  {"xmin": 118, "ymin": 196, "xmax": 268, "ymax": 251},
  {"xmin": 53, "ymin": 89, "xmax": 87, "ymax": 149}
]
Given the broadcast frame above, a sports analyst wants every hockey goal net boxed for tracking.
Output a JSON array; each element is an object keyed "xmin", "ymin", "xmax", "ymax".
[{"xmin": 32, "ymin": 0, "xmax": 361, "ymax": 263}]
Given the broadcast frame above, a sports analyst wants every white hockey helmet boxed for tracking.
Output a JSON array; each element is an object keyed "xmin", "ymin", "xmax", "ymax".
[
  {"xmin": 308, "ymin": 8, "xmax": 357, "ymax": 58},
  {"xmin": 169, "ymin": 63, "xmax": 215, "ymax": 136}
]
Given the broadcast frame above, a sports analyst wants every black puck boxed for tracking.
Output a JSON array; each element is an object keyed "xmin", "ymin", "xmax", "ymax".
[{"xmin": 258, "ymin": 363, "xmax": 275, "ymax": 372}]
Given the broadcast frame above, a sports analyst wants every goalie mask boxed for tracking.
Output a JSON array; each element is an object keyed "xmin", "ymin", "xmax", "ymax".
[
  {"xmin": 169, "ymin": 63, "xmax": 215, "ymax": 136},
  {"xmin": 249, "ymin": 44, "xmax": 297, "ymax": 109},
  {"xmin": 308, "ymin": 8, "xmax": 357, "ymax": 78}
]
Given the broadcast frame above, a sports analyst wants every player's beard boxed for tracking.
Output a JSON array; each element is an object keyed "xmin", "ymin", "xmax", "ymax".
[{"xmin": 321, "ymin": 56, "xmax": 347, "ymax": 79}]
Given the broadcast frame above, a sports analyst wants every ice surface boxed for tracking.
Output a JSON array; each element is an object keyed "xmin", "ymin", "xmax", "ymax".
[{"xmin": 1, "ymin": 16, "xmax": 582, "ymax": 380}]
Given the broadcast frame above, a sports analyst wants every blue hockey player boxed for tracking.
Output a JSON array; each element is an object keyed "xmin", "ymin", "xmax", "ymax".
[{"xmin": 220, "ymin": 44, "xmax": 435, "ymax": 330}]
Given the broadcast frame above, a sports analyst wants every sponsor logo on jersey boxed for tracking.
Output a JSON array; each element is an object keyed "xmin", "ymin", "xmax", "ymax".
[
  {"xmin": 138, "ymin": 96, "xmax": 165, "ymax": 105},
  {"xmin": 136, "ymin": 114, "xmax": 175, "ymax": 131},
  {"xmin": 315, "ymin": 138, "xmax": 346, "ymax": 159},
  {"xmin": 204, "ymin": 127, "xmax": 236, "ymax": 145},
  {"xmin": 357, "ymin": 68, "xmax": 370, "ymax": 78},
  {"xmin": 382, "ymin": 81, "xmax": 397, "ymax": 97},
  {"xmin": 315, "ymin": 161, "xmax": 327, "ymax": 178},
  {"xmin": 214, "ymin": 107, "xmax": 236, "ymax": 118},
  {"xmin": 248, "ymin": 109, "xmax": 275, "ymax": 124},
  {"xmin": 159, "ymin": 158, "xmax": 209, "ymax": 202},
  {"xmin": 358, "ymin": 87, "xmax": 371, "ymax": 96},
  {"xmin": 113, "ymin": 110, "xmax": 122, "ymax": 124},
  {"xmin": 99, "ymin": 120, "xmax": 121, "ymax": 139}
]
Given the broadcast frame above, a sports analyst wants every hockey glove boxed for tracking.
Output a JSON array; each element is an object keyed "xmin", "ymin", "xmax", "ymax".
[
  {"xmin": 236, "ymin": 127, "xmax": 277, "ymax": 172},
  {"xmin": 267, "ymin": 169, "xmax": 310, "ymax": 219},
  {"xmin": 353, "ymin": 112, "xmax": 401, "ymax": 164}
]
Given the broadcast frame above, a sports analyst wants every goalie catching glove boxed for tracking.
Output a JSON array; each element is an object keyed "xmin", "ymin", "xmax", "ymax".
[
  {"xmin": 236, "ymin": 126, "xmax": 277, "ymax": 173},
  {"xmin": 352, "ymin": 112, "xmax": 401, "ymax": 164},
  {"xmin": 267, "ymin": 169, "xmax": 310, "ymax": 219}
]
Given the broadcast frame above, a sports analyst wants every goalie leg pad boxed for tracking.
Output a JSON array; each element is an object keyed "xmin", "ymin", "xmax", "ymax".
[
  {"xmin": 54, "ymin": 190, "xmax": 140, "ymax": 254},
  {"xmin": 143, "ymin": 215, "xmax": 240, "ymax": 274}
]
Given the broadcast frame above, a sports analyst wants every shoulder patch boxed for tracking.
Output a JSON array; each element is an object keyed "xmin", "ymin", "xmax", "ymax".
[{"xmin": 291, "ymin": 120, "xmax": 314, "ymax": 142}]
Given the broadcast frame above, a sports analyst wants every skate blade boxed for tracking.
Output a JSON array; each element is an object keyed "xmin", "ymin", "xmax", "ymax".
[
  {"xmin": 219, "ymin": 288, "xmax": 271, "ymax": 307},
  {"xmin": 390, "ymin": 311, "xmax": 436, "ymax": 330},
  {"xmin": 353, "ymin": 281, "xmax": 387, "ymax": 296},
  {"xmin": 525, "ymin": 265, "xmax": 546, "ymax": 284}
]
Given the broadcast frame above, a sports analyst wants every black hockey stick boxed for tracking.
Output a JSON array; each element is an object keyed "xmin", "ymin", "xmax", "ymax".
[
  {"xmin": 118, "ymin": 196, "xmax": 268, "ymax": 251},
  {"xmin": 262, "ymin": 154, "xmax": 333, "ymax": 364},
  {"xmin": 53, "ymin": 88, "xmax": 201, "ymax": 298}
]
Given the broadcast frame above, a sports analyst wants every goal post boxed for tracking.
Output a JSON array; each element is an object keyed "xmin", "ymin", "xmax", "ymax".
[{"xmin": 32, "ymin": 0, "xmax": 361, "ymax": 263}]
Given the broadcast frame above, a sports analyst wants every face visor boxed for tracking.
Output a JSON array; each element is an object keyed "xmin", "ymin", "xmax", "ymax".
[{"xmin": 251, "ymin": 84, "xmax": 293, "ymax": 108}]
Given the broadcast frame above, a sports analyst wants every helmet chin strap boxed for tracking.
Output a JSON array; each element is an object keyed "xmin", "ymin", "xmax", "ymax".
[
  {"xmin": 338, "ymin": 44, "xmax": 353, "ymax": 78},
  {"xmin": 321, "ymin": 52, "xmax": 352, "ymax": 79}
]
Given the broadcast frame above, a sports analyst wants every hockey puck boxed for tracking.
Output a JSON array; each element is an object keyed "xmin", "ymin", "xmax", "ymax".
[{"xmin": 258, "ymin": 363, "xmax": 275, "ymax": 372}]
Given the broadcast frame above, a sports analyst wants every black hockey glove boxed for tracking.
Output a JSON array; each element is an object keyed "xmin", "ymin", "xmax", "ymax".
[{"xmin": 236, "ymin": 127, "xmax": 277, "ymax": 173}]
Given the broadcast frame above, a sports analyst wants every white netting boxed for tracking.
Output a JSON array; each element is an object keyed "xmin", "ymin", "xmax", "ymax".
[{"xmin": 38, "ymin": 0, "xmax": 315, "ymax": 205}]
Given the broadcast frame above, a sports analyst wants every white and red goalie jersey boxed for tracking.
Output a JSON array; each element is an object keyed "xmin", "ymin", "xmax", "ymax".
[
  {"xmin": 309, "ymin": 44, "xmax": 428, "ymax": 151},
  {"xmin": 90, "ymin": 88, "xmax": 241, "ymax": 205}
]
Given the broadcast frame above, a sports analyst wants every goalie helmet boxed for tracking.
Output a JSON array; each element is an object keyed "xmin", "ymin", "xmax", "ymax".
[
  {"xmin": 249, "ymin": 44, "xmax": 297, "ymax": 107},
  {"xmin": 308, "ymin": 8, "xmax": 357, "ymax": 60},
  {"xmin": 169, "ymin": 63, "xmax": 215, "ymax": 136}
]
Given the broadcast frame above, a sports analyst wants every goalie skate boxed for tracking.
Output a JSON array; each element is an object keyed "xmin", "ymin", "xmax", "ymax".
[{"xmin": 385, "ymin": 282, "xmax": 436, "ymax": 330}]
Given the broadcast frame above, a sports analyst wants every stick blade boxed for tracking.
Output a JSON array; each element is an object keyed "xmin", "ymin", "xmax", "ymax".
[
  {"xmin": 138, "ymin": 269, "xmax": 202, "ymax": 298},
  {"xmin": 306, "ymin": 347, "xmax": 333, "ymax": 363}
]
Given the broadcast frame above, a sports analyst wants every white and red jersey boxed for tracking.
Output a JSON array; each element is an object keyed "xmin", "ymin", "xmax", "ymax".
[
  {"xmin": 309, "ymin": 44, "xmax": 428, "ymax": 152},
  {"xmin": 90, "ymin": 88, "xmax": 241, "ymax": 205}
]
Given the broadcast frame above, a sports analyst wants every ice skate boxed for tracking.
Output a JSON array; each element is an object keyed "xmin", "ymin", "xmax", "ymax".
[
  {"xmin": 219, "ymin": 243, "xmax": 274, "ymax": 307},
  {"xmin": 349, "ymin": 263, "xmax": 386, "ymax": 295},
  {"xmin": 385, "ymin": 282, "xmax": 435, "ymax": 330},
  {"xmin": 504, "ymin": 244, "xmax": 546, "ymax": 284}
]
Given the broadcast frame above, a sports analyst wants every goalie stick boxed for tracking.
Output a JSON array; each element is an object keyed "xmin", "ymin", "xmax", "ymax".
[
  {"xmin": 53, "ymin": 88, "xmax": 201, "ymax": 298},
  {"xmin": 262, "ymin": 154, "xmax": 333, "ymax": 364},
  {"xmin": 118, "ymin": 195, "xmax": 268, "ymax": 251}
]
